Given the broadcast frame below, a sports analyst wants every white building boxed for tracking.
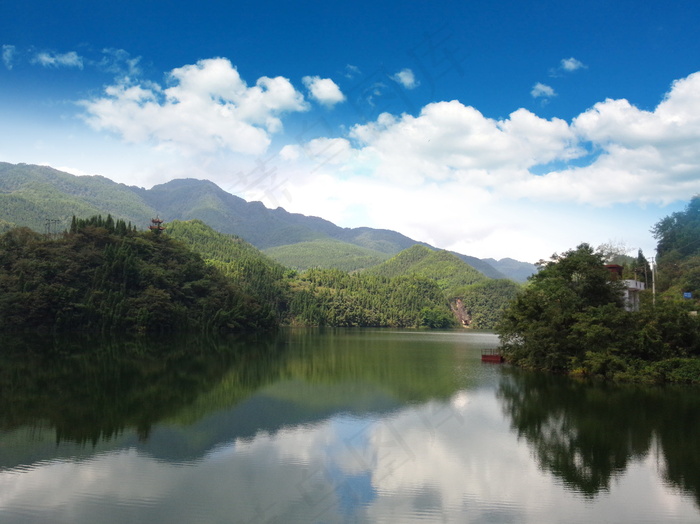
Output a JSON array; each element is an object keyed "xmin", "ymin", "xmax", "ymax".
[
  {"xmin": 605, "ymin": 265, "xmax": 646, "ymax": 312},
  {"xmin": 622, "ymin": 279, "xmax": 645, "ymax": 312}
]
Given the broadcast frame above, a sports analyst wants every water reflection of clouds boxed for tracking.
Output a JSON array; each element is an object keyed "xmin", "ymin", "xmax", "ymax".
[{"xmin": 1, "ymin": 391, "xmax": 698, "ymax": 523}]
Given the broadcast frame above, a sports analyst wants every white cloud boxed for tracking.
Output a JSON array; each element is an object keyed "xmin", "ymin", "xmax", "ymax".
[
  {"xmin": 531, "ymin": 82, "xmax": 556, "ymax": 99},
  {"xmin": 506, "ymin": 71, "xmax": 700, "ymax": 206},
  {"xmin": 98, "ymin": 48, "xmax": 142, "ymax": 77},
  {"xmin": 80, "ymin": 57, "xmax": 309, "ymax": 156},
  {"xmin": 56, "ymin": 57, "xmax": 700, "ymax": 261},
  {"xmin": 302, "ymin": 75, "xmax": 345, "ymax": 107},
  {"xmin": 348, "ymin": 100, "xmax": 579, "ymax": 185},
  {"xmin": 561, "ymin": 57, "xmax": 586, "ymax": 72},
  {"xmin": 280, "ymin": 137, "xmax": 353, "ymax": 166},
  {"xmin": 272, "ymin": 71, "xmax": 700, "ymax": 260},
  {"xmin": 341, "ymin": 72, "xmax": 700, "ymax": 206},
  {"xmin": 392, "ymin": 68, "xmax": 419, "ymax": 89},
  {"xmin": 32, "ymin": 50, "xmax": 84, "ymax": 69},
  {"xmin": 549, "ymin": 57, "xmax": 587, "ymax": 77},
  {"xmin": 2, "ymin": 44, "xmax": 15, "ymax": 69}
]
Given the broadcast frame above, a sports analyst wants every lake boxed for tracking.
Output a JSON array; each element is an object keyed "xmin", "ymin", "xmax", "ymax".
[{"xmin": 1, "ymin": 328, "xmax": 699, "ymax": 523}]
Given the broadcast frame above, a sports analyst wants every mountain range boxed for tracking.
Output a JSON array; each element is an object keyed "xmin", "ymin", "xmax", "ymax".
[{"xmin": 0, "ymin": 162, "xmax": 535, "ymax": 281}]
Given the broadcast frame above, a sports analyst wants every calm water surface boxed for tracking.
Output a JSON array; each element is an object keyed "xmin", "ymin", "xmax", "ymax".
[{"xmin": 1, "ymin": 328, "xmax": 699, "ymax": 523}]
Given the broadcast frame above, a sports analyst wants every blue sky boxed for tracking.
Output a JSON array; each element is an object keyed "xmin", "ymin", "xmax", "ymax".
[{"xmin": 1, "ymin": 0, "xmax": 699, "ymax": 261}]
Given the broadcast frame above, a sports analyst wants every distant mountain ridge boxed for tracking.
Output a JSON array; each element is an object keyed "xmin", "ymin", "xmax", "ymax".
[
  {"xmin": 483, "ymin": 257, "xmax": 540, "ymax": 283},
  {"xmin": 0, "ymin": 162, "xmax": 536, "ymax": 281}
]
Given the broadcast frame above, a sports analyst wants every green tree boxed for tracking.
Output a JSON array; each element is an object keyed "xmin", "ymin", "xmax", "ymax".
[
  {"xmin": 652, "ymin": 196, "xmax": 700, "ymax": 299},
  {"xmin": 496, "ymin": 244, "xmax": 625, "ymax": 372},
  {"xmin": 652, "ymin": 195, "xmax": 700, "ymax": 260}
]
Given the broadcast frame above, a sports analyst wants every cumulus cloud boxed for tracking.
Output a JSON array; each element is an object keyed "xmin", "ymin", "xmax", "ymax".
[
  {"xmin": 549, "ymin": 57, "xmax": 587, "ymax": 77},
  {"xmin": 492, "ymin": 72, "xmax": 700, "ymax": 205},
  {"xmin": 2, "ymin": 44, "xmax": 15, "ymax": 69},
  {"xmin": 80, "ymin": 57, "xmax": 309, "ymax": 155},
  {"xmin": 531, "ymin": 82, "xmax": 556, "ymax": 99},
  {"xmin": 392, "ymin": 68, "xmax": 419, "ymax": 89},
  {"xmin": 277, "ymin": 71, "xmax": 700, "ymax": 259},
  {"xmin": 348, "ymin": 100, "xmax": 580, "ymax": 185},
  {"xmin": 69, "ymin": 59, "xmax": 700, "ymax": 260},
  {"xmin": 560, "ymin": 57, "xmax": 586, "ymax": 72},
  {"xmin": 302, "ymin": 75, "xmax": 345, "ymax": 107},
  {"xmin": 32, "ymin": 50, "xmax": 83, "ymax": 69}
]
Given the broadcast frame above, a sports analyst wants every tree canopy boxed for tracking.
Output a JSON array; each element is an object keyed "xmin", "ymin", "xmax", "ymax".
[
  {"xmin": 496, "ymin": 244, "xmax": 624, "ymax": 372},
  {"xmin": 496, "ymin": 239, "xmax": 700, "ymax": 382},
  {"xmin": 652, "ymin": 195, "xmax": 700, "ymax": 298},
  {"xmin": 0, "ymin": 219, "xmax": 276, "ymax": 334}
]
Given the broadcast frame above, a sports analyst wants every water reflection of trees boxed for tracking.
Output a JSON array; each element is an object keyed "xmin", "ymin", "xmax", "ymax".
[
  {"xmin": 0, "ymin": 329, "xmax": 468, "ymax": 452},
  {"xmin": 0, "ymin": 332, "xmax": 285, "ymax": 446},
  {"xmin": 497, "ymin": 370, "xmax": 700, "ymax": 507}
]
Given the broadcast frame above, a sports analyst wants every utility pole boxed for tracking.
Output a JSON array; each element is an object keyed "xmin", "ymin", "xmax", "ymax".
[
  {"xmin": 44, "ymin": 218, "xmax": 61, "ymax": 239},
  {"xmin": 650, "ymin": 256, "xmax": 656, "ymax": 307}
]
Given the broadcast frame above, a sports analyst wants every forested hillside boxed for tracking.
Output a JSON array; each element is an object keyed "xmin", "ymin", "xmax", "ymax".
[
  {"xmin": 288, "ymin": 268, "xmax": 454, "ymax": 328},
  {"xmin": 1, "ymin": 212, "xmax": 497, "ymax": 332},
  {"xmin": 0, "ymin": 217, "xmax": 276, "ymax": 334},
  {"xmin": 165, "ymin": 221, "xmax": 456, "ymax": 328},
  {"xmin": 365, "ymin": 245, "xmax": 521, "ymax": 328},
  {"xmin": 0, "ymin": 162, "xmax": 154, "ymax": 232},
  {"xmin": 365, "ymin": 245, "xmax": 486, "ymax": 291},
  {"xmin": 450, "ymin": 279, "xmax": 521, "ymax": 329},
  {"xmin": 264, "ymin": 239, "xmax": 391, "ymax": 272},
  {"xmin": 653, "ymin": 196, "xmax": 700, "ymax": 299},
  {"xmin": 165, "ymin": 219, "xmax": 290, "ymax": 320}
]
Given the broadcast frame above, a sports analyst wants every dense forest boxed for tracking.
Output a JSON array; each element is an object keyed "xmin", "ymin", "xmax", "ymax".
[
  {"xmin": 0, "ymin": 217, "xmax": 436, "ymax": 332},
  {"xmin": 263, "ymin": 238, "xmax": 391, "ymax": 272},
  {"xmin": 165, "ymin": 219, "xmax": 291, "ymax": 322},
  {"xmin": 288, "ymin": 268, "xmax": 454, "ymax": 328},
  {"xmin": 0, "ymin": 212, "xmax": 521, "ymax": 333},
  {"xmin": 365, "ymin": 245, "xmax": 521, "ymax": 328},
  {"xmin": 497, "ymin": 196, "xmax": 700, "ymax": 383},
  {"xmin": 166, "ymin": 222, "xmax": 518, "ymax": 329},
  {"xmin": 0, "ymin": 216, "xmax": 276, "ymax": 334}
]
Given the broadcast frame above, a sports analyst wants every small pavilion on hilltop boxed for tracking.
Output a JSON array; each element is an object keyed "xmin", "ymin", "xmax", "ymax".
[{"xmin": 148, "ymin": 216, "xmax": 165, "ymax": 235}]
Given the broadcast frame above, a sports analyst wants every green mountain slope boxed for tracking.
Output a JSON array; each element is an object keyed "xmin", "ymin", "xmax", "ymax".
[
  {"xmin": 365, "ymin": 245, "xmax": 486, "ymax": 294},
  {"xmin": 164, "ymin": 219, "xmax": 290, "ymax": 319},
  {"xmin": 264, "ymin": 239, "xmax": 391, "ymax": 272},
  {"xmin": 138, "ymin": 178, "xmax": 329, "ymax": 247},
  {"xmin": 0, "ymin": 162, "xmax": 155, "ymax": 231},
  {"xmin": 141, "ymin": 178, "xmax": 437, "ymax": 255},
  {"xmin": 141, "ymin": 179, "xmax": 506, "ymax": 277},
  {"xmin": 365, "ymin": 245, "xmax": 521, "ymax": 329}
]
